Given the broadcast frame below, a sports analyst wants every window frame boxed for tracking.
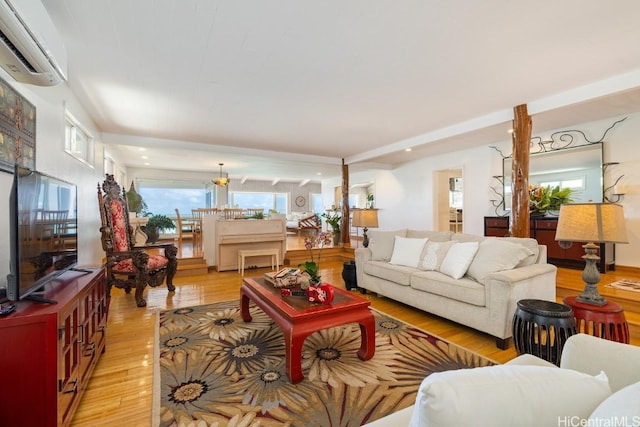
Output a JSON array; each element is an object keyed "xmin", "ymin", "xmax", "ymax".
[{"xmin": 64, "ymin": 111, "xmax": 95, "ymax": 168}]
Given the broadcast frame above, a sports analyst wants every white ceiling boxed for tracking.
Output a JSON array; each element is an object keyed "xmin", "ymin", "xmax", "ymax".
[{"xmin": 42, "ymin": 0, "xmax": 640, "ymax": 183}]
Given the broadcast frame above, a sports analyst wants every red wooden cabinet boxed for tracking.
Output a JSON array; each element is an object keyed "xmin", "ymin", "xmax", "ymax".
[
  {"xmin": 483, "ymin": 216, "xmax": 614, "ymax": 272},
  {"xmin": 0, "ymin": 268, "xmax": 107, "ymax": 427}
]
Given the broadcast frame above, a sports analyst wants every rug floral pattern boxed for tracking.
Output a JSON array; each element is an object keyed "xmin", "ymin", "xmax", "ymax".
[{"xmin": 156, "ymin": 300, "xmax": 494, "ymax": 426}]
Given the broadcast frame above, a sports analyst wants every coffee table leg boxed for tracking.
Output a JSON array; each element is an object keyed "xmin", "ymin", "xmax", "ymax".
[
  {"xmin": 357, "ymin": 312, "xmax": 376, "ymax": 360},
  {"xmin": 284, "ymin": 328, "xmax": 305, "ymax": 384},
  {"xmin": 240, "ymin": 291, "xmax": 252, "ymax": 322}
]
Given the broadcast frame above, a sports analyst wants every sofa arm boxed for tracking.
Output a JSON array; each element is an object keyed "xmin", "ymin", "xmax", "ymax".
[
  {"xmin": 355, "ymin": 247, "xmax": 372, "ymax": 263},
  {"xmin": 561, "ymin": 333, "xmax": 640, "ymax": 392},
  {"xmin": 485, "ymin": 263, "xmax": 557, "ymax": 285},
  {"xmin": 355, "ymin": 248, "xmax": 372, "ymax": 288}
]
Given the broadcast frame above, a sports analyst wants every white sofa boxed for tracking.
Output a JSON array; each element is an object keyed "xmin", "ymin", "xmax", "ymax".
[
  {"xmin": 364, "ymin": 334, "xmax": 640, "ymax": 426},
  {"xmin": 355, "ymin": 229, "xmax": 557, "ymax": 348}
]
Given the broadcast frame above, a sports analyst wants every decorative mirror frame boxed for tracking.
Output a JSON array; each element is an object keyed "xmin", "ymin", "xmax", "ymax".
[{"xmin": 490, "ymin": 117, "xmax": 626, "ymax": 216}]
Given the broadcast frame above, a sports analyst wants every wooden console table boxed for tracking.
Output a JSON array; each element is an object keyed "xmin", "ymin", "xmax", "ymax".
[
  {"xmin": 484, "ymin": 216, "xmax": 614, "ymax": 273},
  {"xmin": 0, "ymin": 268, "xmax": 107, "ymax": 426}
]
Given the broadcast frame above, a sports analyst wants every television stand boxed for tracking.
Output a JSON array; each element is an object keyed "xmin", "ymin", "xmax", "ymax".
[
  {"xmin": 71, "ymin": 267, "xmax": 95, "ymax": 274},
  {"xmin": 0, "ymin": 268, "xmax": 107, "ymax": 426},
  {"xmin": 23, "ymin": 293, "xmax": 57, "ymax": 304}
]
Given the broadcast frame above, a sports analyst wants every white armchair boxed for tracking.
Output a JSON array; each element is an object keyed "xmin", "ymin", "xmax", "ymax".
[{"xmin": 364, "ymin": 334, "xmax": 640, "ymax": 426}]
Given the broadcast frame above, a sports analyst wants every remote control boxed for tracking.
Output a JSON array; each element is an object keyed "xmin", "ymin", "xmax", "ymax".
[{"xmin": 0, "ymin": 304, "xmax": 16, "ymax": 315}]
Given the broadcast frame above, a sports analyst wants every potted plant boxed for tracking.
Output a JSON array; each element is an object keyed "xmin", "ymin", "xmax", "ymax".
[
  {"xmin": 321, "ymin": 209, "xmax": 341, "ymax": 245},
  {"xmin": 298, "ymin": 232, "xmax": 333, "ymax": 286},
  {"xmin": 126, "ymin": 181, "xmax": 146, "ymax": 216},
  {"xmin": 142, "ymin": 214, "xmax": 175, "ymax": 243},
  {"xmin": 529, "ymin": 185, "xmax": 574, "ymax": 216}
]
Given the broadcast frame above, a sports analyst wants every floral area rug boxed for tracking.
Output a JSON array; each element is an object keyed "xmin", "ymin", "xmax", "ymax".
[
  {"xmin": 153, "ymin": 300, "xmax": 495, "ymax": 426},
  {"xmin": 605, "ymin": 279, "xmax": 640, "ymax": 292}
]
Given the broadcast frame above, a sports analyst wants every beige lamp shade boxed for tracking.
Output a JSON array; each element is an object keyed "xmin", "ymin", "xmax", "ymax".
[
  {"xmin": 352, "ymin": 209, "xmax": 379, "ymax": 228},
  {"xmin": 555, "ymin": 203, "xmax": 627, "ymax": 243}
]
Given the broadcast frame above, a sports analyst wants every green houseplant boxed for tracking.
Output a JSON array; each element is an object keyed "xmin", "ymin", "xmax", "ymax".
[
  {"xmin": 126, "ymin": 181, "xmax": 146, "ymax": 215},
  {"xmin": 321, "ymin": 209, "xmax": 341, "ymax": 245},
  {"xmin": 142, "ymin": 214, "xmax": 175, "ymax": 243},
  {"xmin": 298, "ymin": 232, "xmax": 332, "ymax": 286},
  {"xmin": 529, "ymin": 185, "xmax": 574, "ymax": 215}
]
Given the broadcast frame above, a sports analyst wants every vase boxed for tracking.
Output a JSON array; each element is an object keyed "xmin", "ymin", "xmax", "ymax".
[
  {"xmin": 333, "ymin": 232, "xmax": 340, "ymax": 246},
  {"xmin": 145, "ymin": 227, "xmax": 159, "ymax": 243}
]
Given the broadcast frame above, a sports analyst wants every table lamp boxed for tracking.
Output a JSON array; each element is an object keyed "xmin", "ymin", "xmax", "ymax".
[
  {"xmin": 555, "ymin": 203, "xmax": 628, "ymax": 306},
  {"xmin": 352, "ymin": 209, "xmax": 378, "ymax": 248}
]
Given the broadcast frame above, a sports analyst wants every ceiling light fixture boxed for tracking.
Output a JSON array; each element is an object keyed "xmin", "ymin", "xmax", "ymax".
[{"xmin": 212, "ymin": 163, "xmax": 229, "ymax": 186}]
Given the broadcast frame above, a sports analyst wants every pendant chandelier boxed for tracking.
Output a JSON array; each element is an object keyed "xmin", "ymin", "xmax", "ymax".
[{"xmin": 212, "ymin": 163, "xmax": 229, "ymax": 186}]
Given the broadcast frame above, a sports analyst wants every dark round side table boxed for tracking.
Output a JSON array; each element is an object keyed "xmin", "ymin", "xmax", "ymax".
[
  {"xmin": 342, "ymin": 261, "xmax": 357, "ymax": 290},
  {"xmin": 512, "ymin": 299, "xmax": 577, "ymax": 366}
]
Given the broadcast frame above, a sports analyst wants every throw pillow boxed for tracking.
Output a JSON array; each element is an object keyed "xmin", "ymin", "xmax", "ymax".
[
  {"xmin": 466, "ymin": 238, "xmax": 534, "ymax": 282},
  {"xmin": 409, "ymin": 365, "xmax": 611, "ymax": 427},
  {"xmin": 368, "ymin": 229, "xmax": 407, "ymax": 261},
  {"xmin": 418, "ymin": 240, "xmax": 456, "ymax": 271},
  {"xmin": 388, "ymin": 236, "xmax": 428, "ymax": 268},
  {"xmin": 438, "ymin": 241, "xmax": 479, "ymax": 279},
  {"xmin": 503, "ymin": 237, "xmax": 540, "ymax": 266},
  {"xmin": 589, "ymin": 381, "xmax": 640, "ymax": 420}
]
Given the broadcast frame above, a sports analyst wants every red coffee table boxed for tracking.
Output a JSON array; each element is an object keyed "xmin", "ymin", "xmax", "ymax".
[{"xmin": 240, "ymin": 277, "xmax": 376, "ymax": 383}]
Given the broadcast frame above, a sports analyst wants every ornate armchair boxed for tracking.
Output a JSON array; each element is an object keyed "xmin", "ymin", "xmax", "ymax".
[{"xmin": 98, "ymin": 174, "xmax": 177, "ymax": 307}]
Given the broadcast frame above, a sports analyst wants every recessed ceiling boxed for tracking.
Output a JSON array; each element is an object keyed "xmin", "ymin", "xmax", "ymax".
[{"xmin": 42, "ymin": 0, "xmax": 640, "ymax": 182}]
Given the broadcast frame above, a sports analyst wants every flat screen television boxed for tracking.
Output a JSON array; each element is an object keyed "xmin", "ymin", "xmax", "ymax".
[{"xmin": 7, "ymin": 165, "xmax": 78, "ymax": 303}]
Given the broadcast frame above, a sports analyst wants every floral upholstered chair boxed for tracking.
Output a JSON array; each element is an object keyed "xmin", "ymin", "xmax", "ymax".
[{"xmin": 98, "ymin": 174, "xmax": 177, "ymax": 307}]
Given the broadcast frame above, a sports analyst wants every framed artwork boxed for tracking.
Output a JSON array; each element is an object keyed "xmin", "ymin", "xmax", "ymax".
[{"xmin": 0, "ymin": 76, "xmax": 36, "ymax": 173}]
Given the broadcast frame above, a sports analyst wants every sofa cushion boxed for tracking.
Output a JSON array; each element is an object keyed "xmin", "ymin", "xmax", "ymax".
[
  {"xmin": 466, "ymin": 238, "xmax": 534, "ymax": 282},
  {"xmin": 407, "ymin": 230, "xmax": 452, "ymax": 241},
  {"xmin": 589, "ymin": 381, "xmax": 640, "ymax": 420},
  {"xmin": 409, "ymin": 365, "xmax": 611, "ymax": 427},
  {"xmin": 411, "ymin": 271, "xmax": 485, "ymax": 306},
  {"xmin": 439, "ymin": 241, "xmax": 479, "ymax": 279},
  {"xmin": 389, "ymin": 236, "xmax": 428, "ymax": 268},
  {"xmin": 451, "ymin": 233, "xmax": 485, "ymax": 243},
  {"xmin": 363, "ymin": 260, "xmax": 414, "ymax": 286},
  {"xmin": 418, "ymin": 240, "xmax": 456, "ymax": 271},
  {"xmin": 368, "ymin": 229, "xmax": 407, "ymax": 261},
  {"xmin": 503, "ymin": 237, "xmax": 540, "ymax": 266}
]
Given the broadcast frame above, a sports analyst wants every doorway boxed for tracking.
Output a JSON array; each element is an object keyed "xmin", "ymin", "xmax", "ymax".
[{"xmin": 435, "ymin": 168, "xmax": 463, "ymax": 232}]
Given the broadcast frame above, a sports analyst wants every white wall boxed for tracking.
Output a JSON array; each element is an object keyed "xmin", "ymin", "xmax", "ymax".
[{"xmin": 332, "ymin": 113, "xmax": 640, "ymax": 268}]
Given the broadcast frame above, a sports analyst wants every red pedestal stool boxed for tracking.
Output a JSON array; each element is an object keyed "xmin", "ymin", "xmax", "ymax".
[{"xmin": 563, "ymin": 296, "xmax": 630, "ymax": 344}]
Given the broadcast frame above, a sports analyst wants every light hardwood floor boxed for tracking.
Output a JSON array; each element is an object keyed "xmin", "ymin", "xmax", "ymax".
[{"xmin": 70, "ymin": 237, "xmax": 640, "ymax": 426}]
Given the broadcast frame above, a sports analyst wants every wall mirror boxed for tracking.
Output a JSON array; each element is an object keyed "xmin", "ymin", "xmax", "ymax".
[{"xmin": 503, "ymin": 142, "xmax": 603, "ymax": 210}]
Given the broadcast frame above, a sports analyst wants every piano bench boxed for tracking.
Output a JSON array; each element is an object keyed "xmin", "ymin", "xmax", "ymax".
[{"xmin": 238, "ymin": 249, "xmax": 280, "ymax": 276}]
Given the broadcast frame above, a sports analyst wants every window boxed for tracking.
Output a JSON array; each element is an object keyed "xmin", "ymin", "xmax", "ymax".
[
  {"xmin": 65, "ymin": 112, "xmax": 95, "ymax": 167},
  {"xmin": 137, "ymin": 179, "xmax": 210, "ymax": 216},
  {"xmin": 311, "ymin": 193, "xmax": 323, "ymax": 214},
  {"xmin": 229, "ymin": 191, "xmax": 287, "ymax": 212}
]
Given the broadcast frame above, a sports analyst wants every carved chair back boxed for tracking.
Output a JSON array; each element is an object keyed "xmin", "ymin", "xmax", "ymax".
[{"xmin": 98, "ymin": 174, "xmax": 135, "ymax": 255}]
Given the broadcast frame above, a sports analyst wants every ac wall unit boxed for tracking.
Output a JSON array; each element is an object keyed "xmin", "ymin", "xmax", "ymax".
[{"xmin": 0, "ymin": 0, "xmax": 67, "ymax": 86}]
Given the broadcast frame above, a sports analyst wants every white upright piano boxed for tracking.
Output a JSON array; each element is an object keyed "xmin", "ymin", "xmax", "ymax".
[{"xmin": 202, "ymin": 217, "xmax": 286, "ymax": 271}]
